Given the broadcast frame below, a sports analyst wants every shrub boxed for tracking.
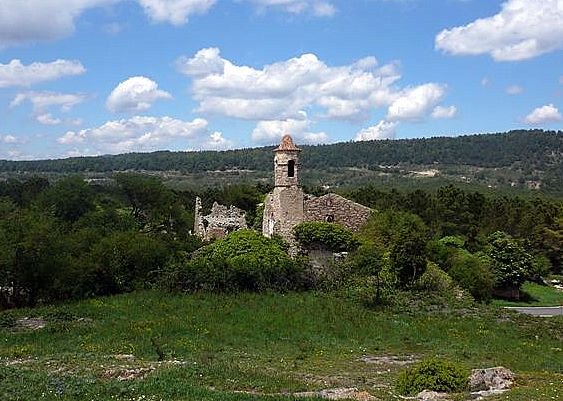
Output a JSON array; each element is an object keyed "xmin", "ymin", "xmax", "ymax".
[
  {"xmin": 448, "ymin": 251, "xmax": 493, "ymax": 302},
  {"xmin": 416, "ymin": 262, "xmax": 455, "ymax": 294},
  {"xmin": 396, "ymin": 358, "xmax": 468, "ymax": 396},
  {"xmin": 166, "ymin": 230, "xmax": 306, "ymax": 292},
  {"xmin": 293, "ymin": 222, "xmax": 359, "ymax": 252}
]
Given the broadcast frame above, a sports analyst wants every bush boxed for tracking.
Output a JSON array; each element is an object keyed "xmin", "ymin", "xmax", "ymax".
[
  {"xmin": 293, "ymin": 222, "xmax": 359, "ymax": 252},
  {"xmin": 166, "ymin": 230, "xmax": 307, "ymax": 292},
  {"xmin": 396, "ymin": 358, "xmax": 468, "ymax": 396},
  {"xmin": 416, "ymin": 262, "xmax": 456, "ymax": 294},
  {"xmin": 448, "ymin": 251, "xmax": 493, "ymax": 302}
]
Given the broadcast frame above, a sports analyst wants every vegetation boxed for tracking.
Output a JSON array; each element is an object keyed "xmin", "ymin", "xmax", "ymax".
[
  {"xmin": 1, "ymin": 130, "xmax": 561, "ymax": 193},
  {"xmin": 166, "ymin": 230, "xmax": 306, "ymax": 292},
  {"xmin": 492, "ymin": 282, "xmax": 563, "ymax": 307},
  {"xmin": 293, "ymin": 221, "xmax": 359, "ymax": 252},
  {"xmin": 395, "ymin": 358, "xmax": 468, "ymax": 395},
  {"xmin": 0, "ymin": 291, "xmax": 561, "ymax": 401}
]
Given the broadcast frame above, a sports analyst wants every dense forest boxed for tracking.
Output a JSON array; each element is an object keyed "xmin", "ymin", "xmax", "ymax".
[{"xmin": 1, "ymin": 130, "xmax": 560, "ymax": 173}]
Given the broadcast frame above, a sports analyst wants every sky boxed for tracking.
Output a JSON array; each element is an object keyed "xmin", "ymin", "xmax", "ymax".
[{"xmin": 0, "ymin": 0, "xmax": 562, "ymax": 160}]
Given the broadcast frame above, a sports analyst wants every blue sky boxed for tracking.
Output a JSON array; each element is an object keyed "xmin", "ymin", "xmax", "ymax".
[{"xmin": 0, "ymin": 0, "xmax": 562, "ymax": 160}]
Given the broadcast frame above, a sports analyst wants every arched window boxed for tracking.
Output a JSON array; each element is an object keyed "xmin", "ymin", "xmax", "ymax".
[{"xmin": 287, "ymin": 160, "xmax": 295, "ymax": 177}]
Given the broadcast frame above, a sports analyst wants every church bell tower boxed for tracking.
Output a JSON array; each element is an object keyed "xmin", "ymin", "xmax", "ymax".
[
  {"xmin": 262, "ymin": 135, "xmax": 304, "ymax": 242},
  {"xmin": 274, "ymin": 134, "xmax": 301, "ymax": 187}
]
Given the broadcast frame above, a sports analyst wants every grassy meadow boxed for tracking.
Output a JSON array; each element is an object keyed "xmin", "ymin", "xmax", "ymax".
[
  {"xmin": 1, "ymin": 291, "xmax": 562, "ymax": 401},
  {"xmin": 492, "ymin": 282, "xmax": 563, "ymax": 307}
]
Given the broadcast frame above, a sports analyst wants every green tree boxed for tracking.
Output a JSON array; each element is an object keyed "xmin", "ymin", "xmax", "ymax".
[
  {"xmin": 390, "ymin": 224, "xmax": 429, "ymax": 287},
  {"xmin": 39, "ymin": 176, "xmax": 95, "ymax": 223},
  {"xmin": 487, "ymin": 231, "xmax": 533, "ymax": 298}
]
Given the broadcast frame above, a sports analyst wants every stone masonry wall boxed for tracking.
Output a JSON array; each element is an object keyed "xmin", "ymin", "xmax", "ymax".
[
  {"xmin": 263, "ymin": 186, "xmax": 304, "ymax": 242},
  {"xmin": 194, "ymin": 197, "xmax": 247, "ymax": 241},
  {"xmin": 304, "ymin": 193, "xmax": 371, "ymax": 232}
]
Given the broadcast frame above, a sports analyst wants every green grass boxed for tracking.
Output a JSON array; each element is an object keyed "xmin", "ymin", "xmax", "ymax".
[
  {"xmin": 492, "ymin": 282, "xmax": 563, "ymax": 307},
  {"xmin": 1, "ymin": 291, "xmax": 562, "ymax": 400}
]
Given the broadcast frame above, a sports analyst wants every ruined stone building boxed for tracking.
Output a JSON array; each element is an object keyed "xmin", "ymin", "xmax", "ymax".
[
  {"xmin": 194, "ymin": 196, "xmax": 247, "ymax": 241},
  {"xmin": 262, "ymin": 135, "xmax": 371, "ymax": 244},
  {"xmin": 194, "ymin": 134, "xmax": 372, "ymax": 244}
]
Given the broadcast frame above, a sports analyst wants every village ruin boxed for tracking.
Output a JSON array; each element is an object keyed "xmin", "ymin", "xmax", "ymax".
[{"xmin": 195, "ymin": 134, "xmax": 371, "ymax": 244}]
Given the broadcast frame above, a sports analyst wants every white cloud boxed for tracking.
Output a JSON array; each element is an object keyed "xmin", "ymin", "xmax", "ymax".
[
  {"xmin": 435, "ymin": 0, "xmax": 563, "ymax": 61},
  {"xmin": 36, "ymin": 113, "xmax": 63, "ymax": 126},
  {"xmin": 431, "ymin": 105, "xmax": 457, "ymax": 119},
  {"xmin": 11, "ymin": 91, "xmax": 86, "ymax": 112},
  {"xmin": 251, "ymin": 112, "xmax": 328, "ymax": 144},
  {"xmin": 1, "ymin": 135, "xmax": 19, "ymax": 144},
  {"xmin": 524, "ymin": 104, "xmax": 562, "ymax": 125},
  {"xmin": 205, "ymin": 132, "xmax": 233, "ymax": 150},
  {"xmin": 138, "ymin": 0, "xmax": 216, "ymax": 25},
  {"xmin": 481, "ymin": 77, "xmax": 490, "ymax": 87},
  {"xmin": 387, "ymin": 83, "xmax": 446, "ymax": 121},
  {"xmin": 246, "ymin": 0, "xmax": 336, "ymax": 16},
  {"xmin": 0, "ymin": 59, "xmax": 86, "ymax": 88},
  {"xmin": 57, "ymin": 115, "xmax": 225, "ymax": 153},
  {"xmin": 0, "ymin": 0, "xmax": 118, "ymax": 47},
  {"xmin": 506, "ymin": 85, "xmax": 524, "ymax": 95},
  {"xmin": 355, "ymin": 120, "xmax": 397, "ymax": 141},
  {"xmin": 10, "ymin": 91, "xmax": 87, "ymax": 125},
  {"xmin": 106, "ymin": 76, "xmax": 172, "ymax": 113},
  {"xmin": 178, "ymin": 48, "xmax": 405, "ymax": 123}
]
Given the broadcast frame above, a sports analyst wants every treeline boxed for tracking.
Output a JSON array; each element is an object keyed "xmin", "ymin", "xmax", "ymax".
[
  {"xmin": 0, "ymin": 175, "xmax": 561, "ymax": 309},
  {"xmin": 0, "ymin": 130, "xmax": 561, "ymax": 174}
]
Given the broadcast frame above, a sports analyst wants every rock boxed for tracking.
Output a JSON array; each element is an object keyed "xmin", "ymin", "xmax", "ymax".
[
  {"xmin": 16, "ymin": 317, "xmax": 46, "ymax": 330},
  {"xmin": 294, "ymin": 387, "xmax": 377, "ymax": 400},
  {"xmin": 469, "ymin": 367, "xmax": 514, "ymax": 392},
  {"xmin": 359, "ymin": 354, "xmax": 418, "ymax": 366},
  {"xmin": 416, "ymin": 390, "xmax": 450, "ymax": 400}
]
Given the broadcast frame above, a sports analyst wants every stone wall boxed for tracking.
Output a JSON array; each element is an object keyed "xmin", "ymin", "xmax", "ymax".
[
  {"xmin": 262, "ymin": 186, "xmax": 304, "ymax": 243},
  {"xmin": 194, "ymin": 196, "xmax": 247, "ymax": 241},
  {"xmin": 304, "ymin": 193, "xmax": 371, "ymax": 232}
]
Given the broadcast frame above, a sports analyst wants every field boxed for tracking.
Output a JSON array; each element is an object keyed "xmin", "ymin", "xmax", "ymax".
[
  {"xmin": 492, "ymin": 282, "xmax": 563, "ymax": 307},
  {"xmin": 1, "ymin": 291, "xmax": 562, "ymax": 401}
]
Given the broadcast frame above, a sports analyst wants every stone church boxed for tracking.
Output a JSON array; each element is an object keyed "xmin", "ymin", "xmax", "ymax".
[
  {"xmin": 194, "ymin": 134, "xmax": 371, "ymax": 243},
  {"xmin": 262, "ymin": 135, "xmax": 371, "ymax": 244}
]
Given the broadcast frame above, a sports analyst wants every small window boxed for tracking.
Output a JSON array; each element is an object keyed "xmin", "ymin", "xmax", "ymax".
[{"xmin": 288, "ymin": 160, "xmax": 295, "ymax": 177}]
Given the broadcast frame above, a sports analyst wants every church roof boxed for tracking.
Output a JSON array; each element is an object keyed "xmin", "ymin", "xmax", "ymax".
[{"xmin": 274, "ymin": 134, "xmax": 301, "ymax": 152}]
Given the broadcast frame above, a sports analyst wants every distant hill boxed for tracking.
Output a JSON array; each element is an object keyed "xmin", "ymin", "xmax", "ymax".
[{"xmin": 1, "ymin": 130, "xmax": 561, "ymax": 193}]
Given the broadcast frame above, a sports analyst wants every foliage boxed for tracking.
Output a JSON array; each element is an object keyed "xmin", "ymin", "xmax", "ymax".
[
  {"xmin": 347, "ymin": 244, "xmax": 386, "ymax": 303},
  {"xmin": 89, "ymin": 231, "xmax": 169, "ymax": 293},
  {"xmin": 359, "ymin": 210, "xmax": 427, "ymax": 249},
  {"xmin": 293, "ymin": 221, "xmax": 359, "ymax": 252},
  {"xmin": 167, "ymin": 230, "xmax": 306, "ymax": 292},
  {"xmin": 39, "ymin": 176, "xmax": 95, "ymax": 223},
  {"xmin": 415, "ymin": 262, "xmax": 456, "ymax": 294},
  {"xmin": 389, "ymin": 221, "xmax": 429, "ymax": 287},
  {"xmin": 487, "ymin": 231, "xmax": 534, "ymax": 293},
  {"xmin": 396, "ymin": 358, "xmax": 469, "ymax": 396},
  {"xmin": 448, "ymin": 251, "xmax": 493, "ymax": 302}
]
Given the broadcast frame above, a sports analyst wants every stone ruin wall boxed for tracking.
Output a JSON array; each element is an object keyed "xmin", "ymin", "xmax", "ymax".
[
  {"xmin": 304, "ymin": 193, "xmax": 371, "ymax": 232},
  {"xmin": 194, "ymin": 197, "xmax": 247, "ymax": 241}
]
